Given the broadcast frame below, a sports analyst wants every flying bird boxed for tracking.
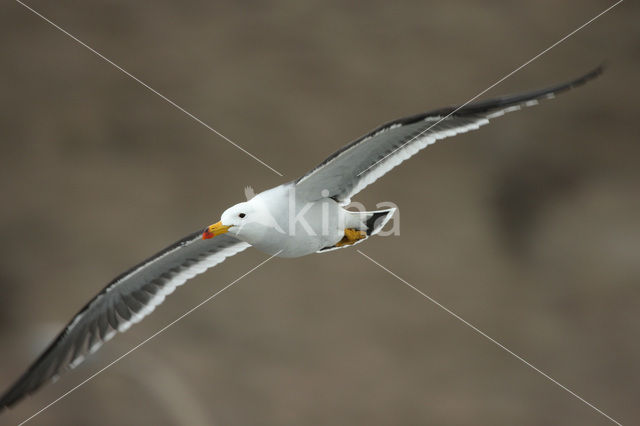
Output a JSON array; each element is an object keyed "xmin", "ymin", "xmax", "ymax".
[{"xmin": 0, "ymin": 66, "xmax": 602, "ymax": 410}]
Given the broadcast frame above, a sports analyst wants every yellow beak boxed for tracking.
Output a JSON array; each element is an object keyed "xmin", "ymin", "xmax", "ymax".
[{"xmin": 202, "ymin": 221, "xmax": 231, "ymax": 239}]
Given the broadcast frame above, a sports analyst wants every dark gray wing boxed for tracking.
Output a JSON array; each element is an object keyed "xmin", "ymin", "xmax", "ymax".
[
  {"xmin": 295, "ymin": 66, "xmax": 603, "ymax": 204},
  {"xmin": 0, "ymin": 231, "xmax": 250, "ymax": 409}
]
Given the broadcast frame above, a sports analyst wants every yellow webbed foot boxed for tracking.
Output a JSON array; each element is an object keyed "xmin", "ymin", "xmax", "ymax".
[{"xmin": 335, "ymin": 228, "xmax": 367, "ymax": 247}]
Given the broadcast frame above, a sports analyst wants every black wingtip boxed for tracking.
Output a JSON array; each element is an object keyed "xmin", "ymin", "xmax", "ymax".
[
  {"xmin": 0, "ymin": 385, "xmax": 25, "ymax": 413},
  {"xmin": 371, "ymin": 64, "xmax": 606, "ymax": 130},
  {"xmin": 560, "ymin": 63, "xmax": 605, "ymax": 92},
  {"xmin": 444, "ymin": 63, "xmax": 606, "ymax": 117},
  {"xmin": 0, "ymin": 365, "xmax": 43, "ymax": 412}
]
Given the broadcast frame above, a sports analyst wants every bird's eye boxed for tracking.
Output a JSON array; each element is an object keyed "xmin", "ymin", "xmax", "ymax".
[{"xmin": 239, "ymin": 213, "xmax": 246, "ymax": 218}]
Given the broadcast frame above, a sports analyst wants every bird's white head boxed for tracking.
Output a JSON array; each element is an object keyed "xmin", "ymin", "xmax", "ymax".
[{"xmin": 202, "ymin": 198, "xmax": 277, "ymax": 241}]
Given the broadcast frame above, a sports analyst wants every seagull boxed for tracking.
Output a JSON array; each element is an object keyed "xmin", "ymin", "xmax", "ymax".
[{"xmin": 0, "ymin": 66, "xmax": 602, "ymax": 410}]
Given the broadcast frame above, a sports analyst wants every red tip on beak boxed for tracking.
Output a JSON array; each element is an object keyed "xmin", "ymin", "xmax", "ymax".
[{"xmin": 202, "ymin": 221, "xmax": 230, "ymax": 240}]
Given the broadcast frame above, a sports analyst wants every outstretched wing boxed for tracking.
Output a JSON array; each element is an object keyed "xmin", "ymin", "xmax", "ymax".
[
  {"xmin": 0, "ymin": 231, "xmax": 250, "ymax": 409},
  {"xmin": 295, "ymin": 66, "xmax": 603, "ymax": 203}
]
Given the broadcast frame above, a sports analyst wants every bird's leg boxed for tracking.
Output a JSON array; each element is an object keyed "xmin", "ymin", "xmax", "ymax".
[{"xmin": 335, "ymin": 228, "xmax": 367, "ymax": 247}]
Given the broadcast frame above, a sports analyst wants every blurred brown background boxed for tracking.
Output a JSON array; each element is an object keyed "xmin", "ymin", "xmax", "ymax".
[{"xmin": 1, "ymin": 1, "xmax": 638, "ymax": 425}]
